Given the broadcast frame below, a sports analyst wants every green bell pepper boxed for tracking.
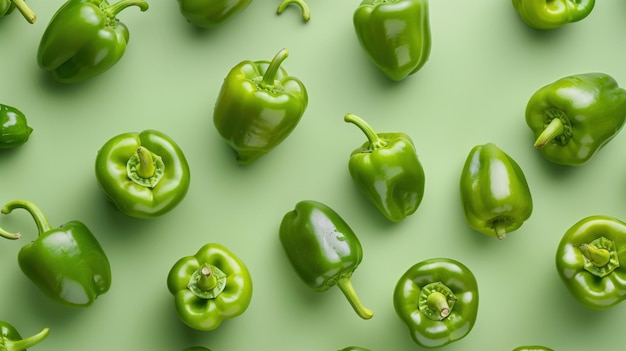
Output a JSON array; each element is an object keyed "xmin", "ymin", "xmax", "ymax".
[
  {"xmin": 176, "ymin": 0, "xmax": 251, "ymax": 28},
  {"xmin": 279, "ymin": 200, "xmax": 373, "ymax": 320},
  {"xmin": 167, "ymin": 243, "xmax": 253, "ymax": 331},
  {"xmin": 213, "ymin": 48, "xmax": 308, "ymax": 164},
  {"xmin": 526, "ymin": 73, "xmax": 626, "ymax": 166},
  {"xmin": 0, "ymin": 200, "xmax": 111, "ymax": 307},
  {"xmin": 344, "ymin": 113, "xmax": 425, "ymax": 222},
  {"xmin": 95, "ymin": 129, "xmax": 191, "ymax": 219},
  {"xmin": 393, "ymin": 258, "xmax": 479, "ymax": 349},
  {"xmin": 513, "ymin": 347, "xmax": 553, "ymax": 351},
  {"xmin": 556, "ymin": 215, "xmax": 626, "ymax": 309},
  {"xmin": 512, "ymin": 0, "xmax": 594, "ymax": 30},
  {"xmin": 37, "ymin": 0, "xmax": 149, "ymax": 84},
  {"xmin": 460, "ymin": 143, "xmax": 533, "ymax": 240},
  {"xmin": 0, "ymin": 104, "xmax": 32, "ymax": 150},
  {"xmin": 0, "ymin": 0, "xmax": 35, "ymax": 23},
  {"xmin": 0, "ymin": 321, "xmax": 49, "ymax": 351},
  {"xmin": 276, "ymin": 0, "xmax": 310, "ymax": 22},
  {"xmin": 353, "ymin": 0, "xmax": 431, "ymax": 81}
]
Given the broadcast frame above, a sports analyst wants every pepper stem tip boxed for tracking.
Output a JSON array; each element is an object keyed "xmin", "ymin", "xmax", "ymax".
[
  {"xmin": 337, "ymin": 277, "xmax": 373, "ymax": 320},
  {"xmin": 11, "ymin": 0, "xmax": 36, "ymax": 23}
]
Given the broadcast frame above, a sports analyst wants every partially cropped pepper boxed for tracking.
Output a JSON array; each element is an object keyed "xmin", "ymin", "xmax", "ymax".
[
  {"xmin": 213, "ymin": 48, "xmax": 308, "ymax": 164},
  {"xmin": 177, "ymin": 0, "xmax": 251, "ymax": 28},
  {"xmin": 0, "ymin": 321, "xmax": 49, "ymax": 351},
  {"xmin": 279, "ymin": 200, "xmax": 373, "ymax": 319},
  {"xmin": 344, "ymin": 113, "xmax": 425, "ymax": 222},
  {"xmin": 513, "ymin": 347, "xmax": 554, "ymax": 351},
  {"xmin": 526, "ymin": 73, "xmax": 626, "ymax": 166},
  {"xmin": 0, "ymin": 0, "xmax": 36, "ymax": 23},
  {"xmin": 167, "ymin": 243, "xmax": 253, "ymax": 331},
  {"xmin": 95, "ymin": 129, "xmax": 190, "ymax": 219},
  {"xmin": 0, "ymin": 104, "xmax": 32, "ymax": 150},
  {"xmin": 460, "ymin": 143, "xmax": 533, "ymax": 240},
  {"xmin": 0, "ymin": 200, "xmax": 111, "ymax": 307},
  {"xmin": 276, "ymin": 0, "xmax": 310, "ymax": 22},
  {"xmin": 556, "ymin": 216, "xmax": 626, "ymax": 309},
  {"xmin": 37, "ymin": 0, "xmax": 149, "ymax": 84},
  {"xmin": 512, "ymin": 0, "xmax": 594, "ymax": 30},
  {"xmin": 353, "ymin": 0, "xmax": 431, "ymax": 81},
  {"xmin": 394, "ymin": 258, "xmax": 479, "ymax": 349}
]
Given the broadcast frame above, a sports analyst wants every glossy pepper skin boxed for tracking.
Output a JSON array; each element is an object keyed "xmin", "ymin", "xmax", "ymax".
[
  {"xmin": 556, "ymin": 216, "xmax": 626, "ymax": 309},
  {"xmin": 460, "ymin": 143, "xmax": 533, "ymax": 240},
  {"xmin": 353, "ymin": 0, "xmax": 431, "ymax": 81},
  {"xmin": 177, "ymin": 0, "xmax": 251, "ymax": 28},
  {"xmin": 213, "ymin": 48, "xmax": 308, "ymax": 164},
  {"xmin": 0, "ymin": 104, "xmax": 32, "ymax": 150},
  {"xmin": 37, "ymin": 0, "xmax": 149, "ymax": 84},
  {"xmin": 167, "ymin": 243, "xmax": 253, "ymax": 331},
  {"xmin": 394, "ymin": 258, "xmax": 479, "ymax": 349},
  {"xmin": 345, "ymin": 113, "xmax": 425, "ymax": 222},
  {"xmin": 0, "ymin": 0, "xmax": 35, "ymax": 23},
  {"xmin": 95, "ymin": 129, "xmax": 190, "ymax": 219},
  {"xmin": 526, "ymin": 73, "xmax": 626, "ymax": 166},
  {"xmin": 513, "ymin": 347, "xmax": 553, "ymax": 351},
  {"xmin": 0, "ymin": 321, "xmax": 49, "ymax": 351},
  {"xmin": 0, "ymin": 200, "xmax": 111, "ymax": 307},
  {"xmin": 279, "ymin": 200, "xmax": 373, "ymax": 319},
  {"xmin": 512, "ymin": 0, "xmax": 594, "ymax": 30}
]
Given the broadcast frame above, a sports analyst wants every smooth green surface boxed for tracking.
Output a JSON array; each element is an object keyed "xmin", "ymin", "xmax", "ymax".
[{"xmin": 1, "ymin": 1, "xmax": 626, "ymax": 350}]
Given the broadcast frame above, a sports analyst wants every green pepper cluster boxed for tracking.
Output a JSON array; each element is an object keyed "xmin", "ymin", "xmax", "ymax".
[{"xmin": 1, "ymin": 0, "xmax": 624, "ymax": 350}]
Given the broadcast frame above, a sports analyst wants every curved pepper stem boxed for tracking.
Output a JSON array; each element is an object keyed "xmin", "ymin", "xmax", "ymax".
[
  {"xmin": 534, "ymin": 117, "xmax": 564, "ymax": 148},
  {"xmin": 344, "ymin": 113, "xmax": 388, "ymax": 150},
  {"xmin": 261, "ymin": 48, "xmax": 289, "ymax": 88},
  {"xmin": 10, "ymin": 0, "xmax": 36, "ymax": 24},
  {"xmin": 336, "ymin": 276, "xmax": 373, "ymax": 320},
  {"xmin": 104, "ymin": 0, "xmax": 149, "ymax": 18},
  {"xmin": 0, "ymin": 200, "xmax": 52, "ymax": 240},
  {"xmin": 579, "ymin": 243, "xmax": 611, "ymax": 267},
  {"xmin": 2, "ymin": 327, "xmax": 50, "ymax": 351},
  {"xmin": 276, "ymin": 0, "xmax": 310, "ymax": 22}
]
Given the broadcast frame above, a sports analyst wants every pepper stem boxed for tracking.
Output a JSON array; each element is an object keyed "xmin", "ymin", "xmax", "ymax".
[
  {"xmin": 0, "ymin": 200, "xmax": 52, "ymax": 240},
  {"xmin": 10, "ymin": 0, "xmax": 36, "ymax": 24},
  {"xmin": 197, "ymin": 265, "xmax": 218, "ymax": 291},
  {"xmin": 276, "ymin": 0, "xmax": 310, "ymax": 22},
  {"xmin": 136, "ymin": 147, "xmax": 156, "ymax": 179},
  {"xmin": 493, "ymin": 221, "xmax": 507, "ymax": 240},
  {"xmin": 104, "ymin": 0, "xmax": 149, "ymax": 18},
  {"xmin": 344, "ymin": 113, "xmax": 387, "ymax": 150},
  {"xmin": 2, "ymin": 327, "xmax": 50, "ymax": 351},
  {"xmin": 261, "ymin": 48, "xmax": 289, "ymax": 88},
  {"xmin": 336, "ymin": 277, "xmax": 373, "ymax": 320},
  {"xmin": 426, "ymin": 291, "xmax": 451, "ymax": 319},
  {"xmin": 579, "ymin": 243, "xmax": 611, "ymax": 267},
  {"xmin": 126, "ymin": 147, "xmax": 165, "ymax": 188},
  {"xmin": 534, "ymin": 117, "xmax": 564, "ymax": 148}
]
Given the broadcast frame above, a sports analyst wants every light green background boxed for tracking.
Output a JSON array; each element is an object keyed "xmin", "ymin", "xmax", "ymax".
[{"xmin": 2, "ymin": 1, "xmax": 626, "ymax": 350}]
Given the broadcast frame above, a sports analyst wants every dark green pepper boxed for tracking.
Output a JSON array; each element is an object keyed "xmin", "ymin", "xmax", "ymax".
[
  {"xmin": 0, "ymin": 104, "xmax": 32, "ymax": 150},
  {"xmin": 353, "ymin": 0, "xmax": 431, "ymax": 81},
  {"xmin": 460, "ymin": 143, "xmax": 533, "ymax": 240},
  {"xmin": 0, "ymin": 321, "xmax": 49, "ymax": 351},
  {"xmin": 279, "ymin": 200, "xmax": 373, "ymax": 319},
  {"xmin": 213, "ymin": 48, "xmax": 308, "ymax": 164},
  {"xmin": 176, "ymin": 0, "xmax": 251, "ymax": 28},
  {"xmin": 526, "ymin": 73, "xmax": 626, "ymax": 166},
  {"xmin": 512, "ymin": 0, "xmax": 594, "ymax": 30},
  {"xmin": 95, "ymin": 129, "xmax": 191, "ymax": 219},
  {"xmin": 556, "ymin": 215, "xmax": 626, "ymax": 309},
  {"xmin": 513, "ymin": 347, "xmax": 553, "ymax": 351},
  {"xmin": 276, "ymin": 0, "xmax": 310, "ymax": 22},
  {"xmin": 0, "ymin": 200, "xmax": 111, "ymax": 307},
  {"xmin": 344, "ymin": 113, "xmax": 425, "ymax": 222},
  {"xmin": 0, "ymin": 0, "xmax": 35, "ymax": 23},
  {"xmin": 393, "ymin": 258, "xmax": 479, "ymax": 349},
  {"xmin": 167, "ymin": 243, "xmax": 253, "ymax": 331},
  {"xmin": 37, "ymin": 0, "xmax": 149, "ymax": 84}
]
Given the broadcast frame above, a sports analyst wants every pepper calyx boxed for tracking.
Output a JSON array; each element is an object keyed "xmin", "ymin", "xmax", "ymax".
[
  {"xmin": 188, "ymin": 264, "xmax": 227, "ymax": 299},
  {"xmin": 344, "ymin": 113, "xmax": 388, "ymax": 151},
  {"xmin": 126, "ymin": 147, "xmax": 165, "ymax": 188},
  {"xmin": 534, "ymin": 109, "xmax": 573, "ymax": 147},
  {"xmin": 418, "ymin": 282, "xmax": 457, "ymax": 321},
  {"xmin": 487, "ymin": 216, "xmax": 515, "ymax": 240},
  {"xmin": 580, "ymin": 236, "xmax": 619, "ymax": 277}
]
